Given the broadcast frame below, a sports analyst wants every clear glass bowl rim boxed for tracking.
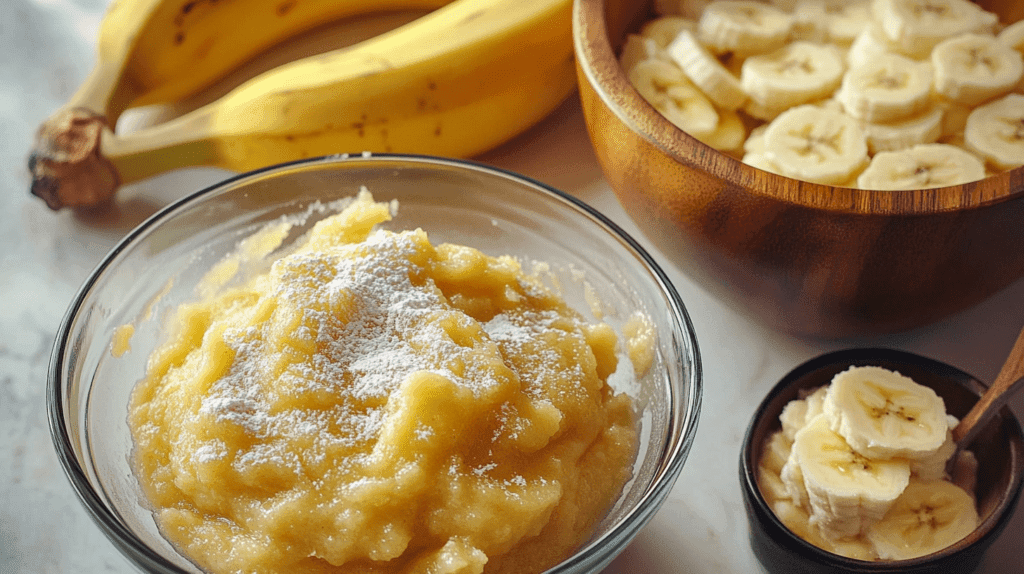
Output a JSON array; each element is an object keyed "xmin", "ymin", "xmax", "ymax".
[{"xmin": 46, "ymin": 153, "xmax": 703, "ymax": 573}]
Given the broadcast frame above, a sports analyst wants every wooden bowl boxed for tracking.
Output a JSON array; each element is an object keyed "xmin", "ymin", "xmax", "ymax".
[{"xmin": 573, "ymin": 0, "xmax": 1024, "ymax": 339}]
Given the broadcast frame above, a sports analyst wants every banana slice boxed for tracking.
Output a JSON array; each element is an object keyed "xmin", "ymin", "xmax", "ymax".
[
  {"xmin": 619, "ymin": 36, "xmax": 663, "ymax": 75},
  {"xmin": 932, "ymin": 33, "xmax": 1024, "ymax": 106},
  {"xmin": 873, "ymin": 0, "xmax": 1000, "ymax": 59},
  {"xmin": 837, "ymin": 53, "xmax": 933, "ymax": 123},
  {"xmin": 741, "ymin": 42, "xmax": 846, "ymax": 113},
  {"xmin": 762, "ymin": 104, "xmax": 869, "ymax": 185},
  {"xmin": 823, "ymin": 366, "xmax": 949, "ymax": 460},
  {"xmin": 790, "ymin": 414, "xmax": 912, "ymax": 540},
  {"xmin": 999, "ymin": 19, "xmax": 1024, "ymax": 54},
  {"xmin": 963, "ymin": 93, "xmax": 1024, "ymax": 170},
  {"xmin": 822, "ymin": 0, "xmax": 872, "ymax": 46},
  {"xmin": 640, "ymin": 16, "xmax": 699, "ymax": 49},
  {"xmin": 628, "ymin": 59, "xmax": 721, "ymax": 139},
  {"xmin": 866, "ymin": 479, "xmax": 979, "ymax": 560},
  {"xmin": 857, "ymin": 143, "xmax": 986, "ymax": 190},
  {"xmin": 742, "ymin": 152, "xmax": 782, "ymax": 173},
  {"xmin": 791, "ymin": 0, "xmax": 871, "ymax": 46},
  {"xmin": 846, "ymin": 25, "xmax": 901, "ymax": 70},
  {"xmin": 909, "ymin": 426, "xmax": 957, "ymax": 481},
  {"xmin": 698, "ymin": 107, "xmax": 748, "ymax": 151},
  {"xmin": 761, "ymin": 431, "xmax": 794, "ymax": 476},
  {"xmin": 861, "ymin": 106, "xmax": 943, "ymax": 154},
  {"xmin": 698, "ymin": 1, "xmax": 793, "ymax": 57},
  {"xmin": 667, "ymin": 30, "xmax": 749, "ymax": 109}
]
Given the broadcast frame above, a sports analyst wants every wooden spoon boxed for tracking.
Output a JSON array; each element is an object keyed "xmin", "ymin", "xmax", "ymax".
[{"xmin": 951, "ymin": 326, "xmax": 1024, "ymax": 458}]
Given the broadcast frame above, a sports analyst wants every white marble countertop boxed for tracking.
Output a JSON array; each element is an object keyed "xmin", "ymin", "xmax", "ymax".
[{"xmin": 3, "ymin": 1, "xmax": 1024, "ymax": 572}]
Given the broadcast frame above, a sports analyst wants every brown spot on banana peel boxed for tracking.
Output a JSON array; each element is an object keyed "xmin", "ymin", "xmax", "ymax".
[
  {"xmin": 28, "ymin": 108, "xmax": 120, "ymax": 210},
  {"xmin": 277, "ymin": 0, "xmax": 297, "ymax": 16}
]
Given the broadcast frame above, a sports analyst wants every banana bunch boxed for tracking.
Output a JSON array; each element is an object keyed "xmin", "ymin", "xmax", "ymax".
[
  {"xmin": 624, "ymin": 0, "xmax": 1024, "ymax": 190},
  {"xmin": 29, "ymin": 0, "xmax": 575, "ymax": 210},
  {"xmin": 757, "ymin": 365, "xmax": 980, "ymax": 561}
]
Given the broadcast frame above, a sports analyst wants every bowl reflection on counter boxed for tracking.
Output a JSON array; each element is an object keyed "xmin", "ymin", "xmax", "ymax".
[{"xmin": 47, "ymin": 154, "xmax": 702, "ymax": 574}]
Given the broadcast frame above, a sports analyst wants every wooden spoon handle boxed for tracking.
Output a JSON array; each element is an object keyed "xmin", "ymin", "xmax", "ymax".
[{"xmin": 953, "ymin": 326, "xmax": 1024, "ymax": 448}]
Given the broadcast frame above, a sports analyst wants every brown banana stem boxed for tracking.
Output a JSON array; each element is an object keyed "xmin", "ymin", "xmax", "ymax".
[{"xmin": 29, "ymin": 104, "xmax": 220, "ymax": 210}]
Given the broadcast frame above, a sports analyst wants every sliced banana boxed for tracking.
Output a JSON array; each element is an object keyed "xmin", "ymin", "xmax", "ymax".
[
  {"xmin": 791, "ymin": 0, "xmax": 871, "ymax": 46},
  {"xmin": 628, "ymin": 59, "xmax": 721, "ymax": 139},
  {"xmin": 619, "ymin": 36, "xmax": 663, "ymax": 75},
  {"xmin": 761, "ymin": 431, "xmax": 794, "ymax": 476},
  {"xmin": 857, "ymin": 143, "xmax": 986, "ymax": 190},
  {"xmin": 640, "ymin": 15, "xmax": 699, "ymax": 49},
  {"xmin": 932, "ymin": 33, "xmax": 1024, "ymax": 106},
  {"xmin": 667, "ymin": 29, "xmax": 749, "ymax": 109},
  {"xmin": 909, "ymin": 426, "xmax": 957, "ymax": 481},
  {"xmin": 698, "ymin": 107, "xmax": 748, "ymax": 151},
  {"xmin": 873, "ymin": 0, "xmax": 1000, "ymax": 59},
  {"xmin": 742, "ymin": 151, "xmax": 782, "ymax": 173},
  {"xmin": 791, "ymin": 414, "xmax": 912, "ymax": 540},
  {"xmin": 837, "ymin": 53, "xmax": 933, "ymax": 123},
  {"xmin": 823, "ymin": 366, "xmax": 949, "ymax": 460},
  {"xmin": 999, "ymin": 19, "xmax": 1024, "ymax": 54},
  {"xmin": 866, "ymin": 479, "xmax": 979, "ymax": 560},
  {"xmin": 698, "ymin": 0, "xmax": 793, "ymax": 57},
  {"xmin": 762, "ymin": 104, "xmax": 869, "ymax": 185},
  {"xmin": 822, "ymin": 0, "xmax": 872, "ymax": 46},
  {"xmin": 963, "ymin": 92, "xmax": 1024, "ymax": 170},
  {"xmin": 846, "ymin": 24, "xmax": 901, "ymax": 70},
  {"xmin": 861, "ymin": 105, "xmax": 943, "ymax": 154},
  {"xmin": 741, "ymin": 42, "xmax": 846, "ymax": 114}
]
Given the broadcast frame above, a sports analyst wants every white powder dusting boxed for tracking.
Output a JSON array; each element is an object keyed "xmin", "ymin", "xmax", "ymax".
[{"xmin": 195, "ymin": 229, "xmax": 524, "ymax": 473}]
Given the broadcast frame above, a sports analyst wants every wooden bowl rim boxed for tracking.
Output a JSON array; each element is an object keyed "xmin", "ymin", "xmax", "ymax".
[{"xmin": 572, "ymin": 0, "xmax": 1024, "ymax": 216}]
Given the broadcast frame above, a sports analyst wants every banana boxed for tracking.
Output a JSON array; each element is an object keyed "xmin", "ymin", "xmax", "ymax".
[
  {"xmin": 740, "ymin": 41, "xmax": 846, "ymax": 117},
  {"xmin": 908, "ymin": 421, "xmax": 957, "ymax": 481},
  {"xmin": 628, "ymin": 59, "xmax": 721, "ymax": 139},
  {"xmin": 856, "ymin": 143, "xmax": 986, "ymax": 189},
  {"xmin": 866, "ymin": 479, "xmax": 979, "ymax": 560},
  {"xmin": 788, "ymin": 414, "xmax": 912, "ymax": 540},
  {"xmin": 791, "ymin": 0, "xmax": 871, "ymax": 46},
  {"xmin": 872, "ymin": 0, "xmax": 999, "ymax": 59},
  {"xmin": 999, "ymin": 19, "xmax": 1024, "ymax": 54},
  {"xmin": 620, "ymin": 35, "xmax": 664, "ymax": 74},
  {"xmin": 931, "ymin": 33, "xmax": 1024, "ymax": 106},
  {"xmin": 963, "ymin": 93, "xmax": 1024, "ymax": 170},
  {"xmin": 700, "ymin": 107, "xmax": 747, "ymax": 152},
  {"xmin": 822, "ymin": 366, "xmax": 949, "ymax": 460},
  {"xmin": 50, "ymin": 0, "xmax": 456, "ymax": 129},
  {"xmin": 30, "ymin": 0, "xmax": 575, "ymax": 210},
  {"xmin": 836, "ymin": 53, "xmax": 933, "ymax": 123},
  {"xmin": 779, "ymin": 385, "xmax": 827, "ymax": 441},
  {"xmin": 861, "ymin": 105, "xmax": 944, "ymax": 154},
  {"xmin": 762, "ymin": 104, "xmax": 869, "ymax": 185},
  {"xmin": 667, "ymin": 29, "xmax": 749, "ymax": 109},
  {"xmin": 640, "ymin": 15, "xmax": 698, "ymax": 49},
  {"xmin": 697, "ymin": 0, "xmax": 793, "ymax": 57}
]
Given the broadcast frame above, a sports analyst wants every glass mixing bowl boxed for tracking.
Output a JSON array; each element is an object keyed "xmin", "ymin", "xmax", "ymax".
[{"xmin": 47, "ymin": 154, "xmax": 702, "ymax": 573}]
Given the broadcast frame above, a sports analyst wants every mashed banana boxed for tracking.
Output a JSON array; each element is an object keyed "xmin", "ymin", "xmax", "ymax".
[{"xmin": 127, "ymin": 191, "xmax": 640, "ymax": 574}]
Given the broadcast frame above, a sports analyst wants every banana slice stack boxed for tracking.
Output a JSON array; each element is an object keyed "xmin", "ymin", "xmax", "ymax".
[
  {"xmin": 757, "ymin": 365, "xmax": 979, "ymax": 561},
  {"xmin": 626, "ymin": 0, "xmax": 1024, "ymax": 190}
]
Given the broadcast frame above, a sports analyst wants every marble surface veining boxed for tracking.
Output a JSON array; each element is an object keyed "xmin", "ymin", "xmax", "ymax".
[{"xmin": 3, "ymin": 1, "xmax": 1024, "ymax": 573}]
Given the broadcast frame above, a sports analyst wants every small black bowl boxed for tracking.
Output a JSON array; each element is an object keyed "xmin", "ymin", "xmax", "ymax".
[{"xmin": 740, "ymin": 348, "xmax": 1024, "ymax": 574}]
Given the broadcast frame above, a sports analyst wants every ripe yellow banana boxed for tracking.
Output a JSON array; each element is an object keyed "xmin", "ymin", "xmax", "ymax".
[
  {"xmin": 69, "ymin": 0, "xmax": 456, "ymax": 124},
  {"xmin": 30, "ymin": 0, "xmax": 574, "ymax": 210}
]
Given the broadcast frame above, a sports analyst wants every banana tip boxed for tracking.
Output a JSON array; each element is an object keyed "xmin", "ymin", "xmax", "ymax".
[{"xmin": 29, "ymin": 107, "xmax": 120, "ymax": 211}]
